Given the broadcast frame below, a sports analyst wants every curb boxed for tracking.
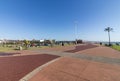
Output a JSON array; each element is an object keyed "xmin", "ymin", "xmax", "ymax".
[{"xmin": 19, "ymin": 57, "xmax": 61, "ymax": 81}]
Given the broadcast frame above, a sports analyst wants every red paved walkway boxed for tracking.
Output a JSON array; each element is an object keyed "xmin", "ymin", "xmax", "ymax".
[
  {"xmin": 29, "ymin": 57, "xmax": 120, "ymax": 81},
  {"xmin": 65, "ymin": 44, "xmax": 98, "ymax": 53},
  {"xmin": 0, "ymin": 54, "xmax": 59, "ymax": 81},
  {"xmin": 29, "ymin": 46, "xmax": 120, "ymax": 81},
  {"xmin": 76, "ymin": 46, "xmax": 120, "ymax": 58}
]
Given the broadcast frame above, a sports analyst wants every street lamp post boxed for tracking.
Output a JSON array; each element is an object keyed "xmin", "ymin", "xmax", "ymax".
[{"xmin": 74, "ymin": 21, "xmax": 78, "ymax": 44}]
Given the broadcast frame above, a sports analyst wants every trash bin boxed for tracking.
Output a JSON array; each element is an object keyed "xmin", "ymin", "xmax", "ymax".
[{"xmin": 19, "ymin": 46, "xmax": 22, "ymax": 50}]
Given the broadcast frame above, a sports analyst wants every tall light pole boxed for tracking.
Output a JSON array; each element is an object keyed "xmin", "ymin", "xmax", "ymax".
[{"xmin": 74, "ymin": 21, "xmax": 78, "ymax": 44}]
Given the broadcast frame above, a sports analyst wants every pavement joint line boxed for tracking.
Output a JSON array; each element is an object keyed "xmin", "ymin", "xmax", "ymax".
[
  {"xmin": 33, "ymin": 50, "xmax": 120, "ymax": 65},
  {"xmin": 19, "ymin": 57, "xmax": 61, "ymax": 81}
]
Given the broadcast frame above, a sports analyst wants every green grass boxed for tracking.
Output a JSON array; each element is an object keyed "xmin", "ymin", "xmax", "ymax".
[
  {"xmin": 111, "ymin": 45, "xmax": 120, "ymax": 51},
  {"xmin": 28, "ymin": 46, "xmax": 50, "ymax": 50},
  {"xmin": 0, "ymin": 44, "xmax": 75, "ymax": 52},
  {"xmin": 0, "ymin": 47, "xmax": 15, "ymax": 52}
]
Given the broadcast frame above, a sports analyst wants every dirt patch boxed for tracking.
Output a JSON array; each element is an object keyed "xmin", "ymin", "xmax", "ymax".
[{"xmin": 39, "ymin": 45, "xmax": 76, "ymax": 52}]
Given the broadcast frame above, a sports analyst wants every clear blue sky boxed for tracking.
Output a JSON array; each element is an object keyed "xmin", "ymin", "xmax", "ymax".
[{"xmin": 0, "ymin": 0, "xmax": 120, "ymax": 41}]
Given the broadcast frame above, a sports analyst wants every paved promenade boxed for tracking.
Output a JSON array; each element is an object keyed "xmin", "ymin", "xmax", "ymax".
[
  {"xmin": 1, "ymin": 44, "xmax": 119, "ymax": 81},
  {"xmin": 29, "ymin": 57, "xmax": 120, "ymax": 81},
  {"xmin": 32, "ymin": 47, "xmax": 120, "ymax": 65},
  {"xmin": 0, "ymin": 54, "xmax": 59, "ymax": 81},
  {"xmin": 28, "ymin": 45, "xmax": 120, "ymax": 81},
  {"xmin": 76, "ymin": 46, "xmax": 120, "ymax": 58}
]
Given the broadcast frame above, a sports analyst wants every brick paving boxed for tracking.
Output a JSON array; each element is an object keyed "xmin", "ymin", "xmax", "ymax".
[
  {"xmin": 32, "ymin": 48, "xmax": 120, "ymax": 65},
  {"xmin": 65, "ymin": 44, "xmax": 98, "ymax": 53},
  {"xmin": 1, "ymin": 44, "xmax": 120, "ymax": 81},
  {"xmin": 28, "ymin": 45, "xmax": 120, "ymax": 81},
  {"xmin": 76, "ymin": 46, "xmax": 120, "ymax": 58},
  {"xmin": 29, "ymin": 57, "xmax": 120, "ymax": 81},
  {"xmin": 0, "ymin": 54, "xmax": 59, "ymax": 81}
]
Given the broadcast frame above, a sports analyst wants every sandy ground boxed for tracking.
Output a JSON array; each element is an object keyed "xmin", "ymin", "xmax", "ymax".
[
  {"xmin": 0, "ymin": 45, "xmax": 76, "ymax": 57},
  {"xmin": 29, "ymin": 57, "xmax": 120, "ymax": 81},
  {"xmin": 37, "ymin": 45, "xmax": 76, "ymax": 52}
]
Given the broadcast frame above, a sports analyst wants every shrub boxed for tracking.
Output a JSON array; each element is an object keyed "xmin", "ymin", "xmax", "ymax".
[
  {"xmin": 105, "ymin": 44, "xmax": 112, "ymax": 46},
  {"xmin": 116, "ymin": 43, "xmax": 119, "ymax": 46},
  {"xmin": 100, "ymin": 42, "xmax": 102, "ymax": 45},
  {"xmin": 105, "ymin": 44, "xmax": 108, "ymax": 46}
]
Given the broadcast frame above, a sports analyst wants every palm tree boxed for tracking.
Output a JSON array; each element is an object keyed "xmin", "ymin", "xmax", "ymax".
[
  {"xmin": 104, "ymin": 27, "xmax": 113, "ymax": 46},
  {"xmin": 23, "ymin": 40, "xmax": 30, "ymax": 49}
]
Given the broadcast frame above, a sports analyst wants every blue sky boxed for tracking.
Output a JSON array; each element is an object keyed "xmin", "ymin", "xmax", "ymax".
[{"xmin": 0, "ymin": 0, "xmax": 120, "ymax": 41}]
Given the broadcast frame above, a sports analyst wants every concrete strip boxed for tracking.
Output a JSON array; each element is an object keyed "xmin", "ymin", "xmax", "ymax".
[{"xmin": 19, "ymin": 57, "xmax": 61, "ymax": 81}]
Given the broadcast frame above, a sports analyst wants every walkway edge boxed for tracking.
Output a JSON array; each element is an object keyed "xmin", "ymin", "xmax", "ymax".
[{"xmin": 19, "ymin": 57, "xmax": 61, "ymax": 81}]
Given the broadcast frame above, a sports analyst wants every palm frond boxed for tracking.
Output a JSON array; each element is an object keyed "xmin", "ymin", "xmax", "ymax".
[{"xmin": 104, "ymin": 27, "xmax": 113, "ymax": 32}]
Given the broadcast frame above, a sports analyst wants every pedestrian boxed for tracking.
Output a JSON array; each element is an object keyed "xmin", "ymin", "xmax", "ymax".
[{"xmin": 62, "ymin": 42, "xmax": 64, "ymax": 46}]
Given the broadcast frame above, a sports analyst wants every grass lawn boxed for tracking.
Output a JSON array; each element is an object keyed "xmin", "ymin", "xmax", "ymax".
[
  {"xmin": 0, "ymin": 47, "xmax": 15, "ymax": 52},
  {"xmin": 111, "ymin": 45, "xmax": 120, "ymax": 51},
  {"xmin": 28, "ymin": 46, "xmax": 50, "ymax": 50},
  {"xmin": 0, "ymin": 44, "xmax": 75, "ymax": 52}
]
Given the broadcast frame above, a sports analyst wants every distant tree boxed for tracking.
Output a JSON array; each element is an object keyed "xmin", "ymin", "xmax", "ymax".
[
  {"xmin": 104, "ymin": 27, "xmax": 113, "ymax": 46},
  {"xmin": 23, "ymin": 40, "xmax": 30, "ymax": 49},
  {"xmin": 116, "ymin": 43, "xmax": 119, "ymax": 46}
]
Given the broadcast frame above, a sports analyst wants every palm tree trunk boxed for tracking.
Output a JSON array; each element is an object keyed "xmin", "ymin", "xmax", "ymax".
[{"xmin": 108, "ymin": 31, "xmax": 111, "ymax": 46}]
